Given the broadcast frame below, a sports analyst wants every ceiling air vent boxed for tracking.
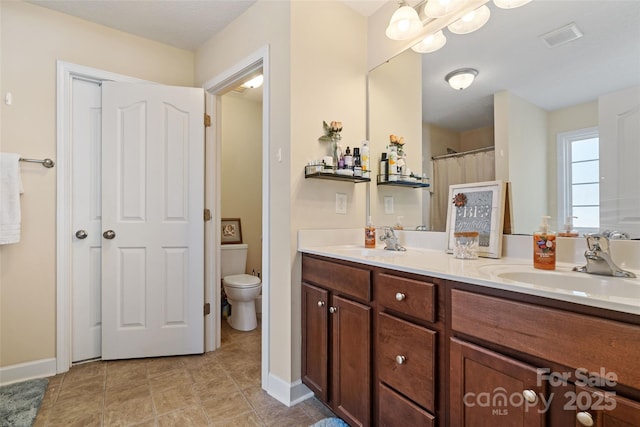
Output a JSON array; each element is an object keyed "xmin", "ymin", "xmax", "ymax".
[{"xmin": 539, "ymin": 22, "xmax": 583, "ymax": 48}]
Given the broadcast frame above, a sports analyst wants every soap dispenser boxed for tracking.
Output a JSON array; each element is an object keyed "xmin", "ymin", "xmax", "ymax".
[
  {"xmin": 533, "ymin": 216, "xmax": 556, "ymax": 270},
  {"xmin": 558, "ymin": 216, "xmax": 579, "ymax": 237},
  {"xmin": 365, "ymin": 216, "xmax": 376, "ymax": 248}
]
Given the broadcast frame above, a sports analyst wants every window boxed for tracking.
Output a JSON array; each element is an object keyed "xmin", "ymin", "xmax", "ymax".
[{"xmin": 557, "ymin": 128, "xmax": 599, "ymax": 232}]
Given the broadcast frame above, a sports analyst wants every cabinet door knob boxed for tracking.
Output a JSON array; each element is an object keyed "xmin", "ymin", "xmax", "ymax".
[
  {"xmin": 522, "ymin": 389, "xmax": 537, "ymax": 403},
  {"xmin": 576, "ymin": 411, "xmax": 594, "ymax": 427},
  {"xmin": 103, "ymin": 230, "xmax": 116, "ymax": 239},
  {"xmin": 317, "ymin": 301, "xmax": 325, "ymax": 308},
  {"xmin": 75, "ymin": 229, "xmax": 88, "ymax": 239},
  {"xmin": 329, "ymin": 306, "xmax": 337, "ymax": 314},
  {"xmin": 395, "ymin": 355, "xmax": 406, "ymax": 365},
  {"xmin": 395, "ymin": 292, "xmax": 406, "ymax": 301}
]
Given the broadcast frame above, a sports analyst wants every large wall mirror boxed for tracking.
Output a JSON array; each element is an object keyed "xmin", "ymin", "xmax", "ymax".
[{"xmin": 368, "ymin": 0, "xmax": 640, "ymax": 237}]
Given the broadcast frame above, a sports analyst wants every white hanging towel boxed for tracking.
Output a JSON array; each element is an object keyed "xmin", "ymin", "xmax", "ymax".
[{"xmin": 0, "ymin": 153, "xmax": 24, "ymax": 245}]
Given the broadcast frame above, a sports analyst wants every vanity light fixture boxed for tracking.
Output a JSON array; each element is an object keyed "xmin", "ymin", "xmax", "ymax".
[
  {"xmin": 493, "ymin": 0, "xmax": 532, "ymax": 9},
  {"xmin": 448, "ymin": 5, "xmax": 491, "ymax": 34},
  {"xmin": 411, "ymin": 30, "xmax": 447, "ymax": 53},
  {"xmin": 385, "ymin": 2, "xmax": 423, "ymax": 40},
  {"xmin": 241, "ymin": 75, "xmax": 263, "ymax": 89},
  {"xmin": 445, "ymin": 68, "xmax": 478, "ymax": 90},
  {"xmin": 424, "ymin": 0, "xmax": 466, "ymax": 18}
]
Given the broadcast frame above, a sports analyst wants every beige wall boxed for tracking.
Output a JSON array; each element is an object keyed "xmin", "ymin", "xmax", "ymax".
[
  {"xmin": 0, "ymin": 1, "xmax": 194, "ymax": 368},
  {"xmin": 221, "ymin": 94, "xmax": 263, "ymax": 275},
  {"xmin": 460, "ymin": 126, "xmax": 494, "ymax": 152},
  {"xmin": 369, "ymin": 49, "xmax": 423, "ymax": 227}
]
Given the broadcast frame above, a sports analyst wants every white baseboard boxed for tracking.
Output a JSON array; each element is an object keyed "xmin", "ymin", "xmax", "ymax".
[
  {"xmin": 266, "ymin": 373, "xmax": 314, "ymax": 407},
  {"xmin": 0, "ymin": 358, "xmax": 57, "ymax": 386}
]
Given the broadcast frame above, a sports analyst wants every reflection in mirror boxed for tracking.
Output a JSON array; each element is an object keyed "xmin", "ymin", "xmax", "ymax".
[{"xmin": 369, "ymin": 0, "xmax": 640, "ymax": 237}]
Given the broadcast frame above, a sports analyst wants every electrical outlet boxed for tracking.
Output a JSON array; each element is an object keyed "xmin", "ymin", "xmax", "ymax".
[
  {"xmin": 336, "ymin": 193, "xmax": 347, "ymax": 214},
  {"xmin": 384, "ymin": 196, "xmax": 394, "ymax": 214}
]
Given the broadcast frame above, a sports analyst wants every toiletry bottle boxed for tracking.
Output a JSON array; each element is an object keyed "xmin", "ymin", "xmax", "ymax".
[
  {"xmin": 365, "ymin": 216, "xmax": 376, "ymax": 248},
  {"xmin": 393, "ymin": 216, "xmax": 404, "ymax": 230},
  {"xmin": 353, "ymin": 147, "xmax": 362, "ymax": 177},
  {"xmin": 558, "ymin": 216, "xmax": 579, "ymax": 237},
  {"xmin": 361, "ymin": 140, "xmax": 370, "ymax": 178},
  {"xmin": 344, "ymin": 146, "xmax": 353, "ymax": 169},
  {"xmin": 388, "ymin": 146, "xmax": 398, "ymax": 181},
  {"xmin": 379, "ymin": 152, "xmax": 388, "ymax": 182},
  {"xmin": 533, "ymin": 215, "xmax": 556, "ymax": 270}
]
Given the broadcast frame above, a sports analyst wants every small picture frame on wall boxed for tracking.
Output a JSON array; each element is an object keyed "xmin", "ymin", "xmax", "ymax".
[
  {"xmin": 221, "ymin": 218, "xmax": 243, "ymax": 244},
  {"xmin": 445, "ymin": 180, "xmax": 506, "ymax": 258}
]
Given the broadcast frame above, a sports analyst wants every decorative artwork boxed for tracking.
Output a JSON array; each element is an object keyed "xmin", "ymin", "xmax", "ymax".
[
  {"xmin": 221, "ymin": 218, "xmax": 243, "ymax": 244},
  {"xmin": 445, "ymin": 181, "xmax": 506, "ymax": 258}
]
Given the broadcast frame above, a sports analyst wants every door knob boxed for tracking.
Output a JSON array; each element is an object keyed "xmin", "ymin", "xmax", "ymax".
[
  {"xmin": 75, "ymin": 230, "xmax": 88, "ymax": 239},
  {"xmin": 103, "ymin": 230, "xmax": 116, "ymax": 240}
]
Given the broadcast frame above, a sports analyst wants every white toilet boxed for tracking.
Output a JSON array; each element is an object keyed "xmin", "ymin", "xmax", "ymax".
[{"xmin": 221, "ymin": 244, "xmax": 262, "ymax": 331}]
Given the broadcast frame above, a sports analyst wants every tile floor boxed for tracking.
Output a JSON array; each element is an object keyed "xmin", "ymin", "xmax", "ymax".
[{"xmin": 34, "ymin": 319, "xmax": 335, "ymax": 426}]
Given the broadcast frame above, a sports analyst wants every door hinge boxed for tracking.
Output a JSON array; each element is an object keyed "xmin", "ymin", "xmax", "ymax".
[
  {"xmin": 204, "ymin": 302, "xmax": 211, "ymax": 316},
  {"xmin": 204, "ymin": 208, "xmax": 211, "ymax": 222},
  {"xmin": 204, "ymin": 114, "xmax": 211, "ymax": 127}
]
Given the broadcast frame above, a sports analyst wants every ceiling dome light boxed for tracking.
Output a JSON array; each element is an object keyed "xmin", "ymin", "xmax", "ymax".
[
  {"xmin": 448, "ymin": 5, "xmax": 491, "ymax": 34},
  {"xmin": 445, "ymin": 68, "xmax": 478, "ymax": 90},
  {"xmin": 493, "ymin": 0, "xmax": 532, "ymax": 9},
  {"xmin": 424, "ymin": 0, "xmax": 465, "ymax": 18},
  {"xmin": 411, "ymin": 30, "xmax": 447, "ymax": 53},
  {"xmin": 385, "ymin": 4, "xmax": 423, "ymax": 41},
  {"xmin": 242, "ymin": 75, "xmax": 263, "ymax": 89}
]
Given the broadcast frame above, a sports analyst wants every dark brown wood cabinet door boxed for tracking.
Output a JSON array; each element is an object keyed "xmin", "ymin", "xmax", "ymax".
[
  {"xmin": 302, "ymin": 283, "xmax": 329, "ymax": 402},
  {"xmin": 574, "ymin": 384, "xmax": 640, "ymax": 426},
  {"xmin": 332, "ymin": 294, "xmax": 371, "ymax": 427},
  {"xmin": 450, "ymin": 338, "xmax": 547, "ymax": 427}
]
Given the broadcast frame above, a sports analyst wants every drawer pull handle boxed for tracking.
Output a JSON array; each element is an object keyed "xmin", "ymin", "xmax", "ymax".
[
  {"xmin": 329, "ymin": 306, "xmax": 337, "ymax": 314},
  {"xmin": 522, "ymin": 389, "xmax": 537, "ymax": 404},
  {"xmin": 576, "ymin": 411, "xmax": 594, "ymax": 427},
  {"xmin": 317, "ymin": 301, "xmax": 325, "ymax": 308},
  {"xmin": 395, "ymin": 355, "xmax": 406, "ymax": 365},
  {"xmin": 395, "ymin": 292, "xmax": 406, "ymax": 301}
]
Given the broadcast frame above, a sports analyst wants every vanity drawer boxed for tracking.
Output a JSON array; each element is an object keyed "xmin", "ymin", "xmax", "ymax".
[
  {"xmin": 377, "ymin": 272, "xmax": 436, "ymax": 323},
  {"xmin": 451, "ymin": 289, "xmax": 640, "ymax": 389},
  {"xmin": 379, "ymin": 383, "xmax": 435, "ymax": 427},
  {"xmin": 377, "ymin": 312, "xmax": 436, "ymax": 411},
  {"xmin": 302, "ymin": 255, "xmax": 371, "ymax": 302}
]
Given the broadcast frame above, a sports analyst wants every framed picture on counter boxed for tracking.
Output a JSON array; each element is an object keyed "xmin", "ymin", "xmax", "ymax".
[
  {"xmin": 445, "ymin": 180, "xmax": 506, "ymax": 258},
  {"xmin": 221, "ymin": 218, "xmax": 243, "ymax": 244}
]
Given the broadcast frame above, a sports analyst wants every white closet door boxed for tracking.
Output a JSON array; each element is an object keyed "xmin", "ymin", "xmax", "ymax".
[
  {"xmin": 101, "ymin": 82, "xmax": 204, "ymax": 359},
  {"xmin": 71, "ymin": 78, "xmax": 103, "ymax": 362}
]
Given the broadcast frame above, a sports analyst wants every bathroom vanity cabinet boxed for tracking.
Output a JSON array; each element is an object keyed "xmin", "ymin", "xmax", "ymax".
[
  {"xmin": 301, "ymin": 255, "xmax": 372, "ymax": 427},
  {"xmin": 300, "ymin": 253, "xmax": 640, "ymax": 426}
]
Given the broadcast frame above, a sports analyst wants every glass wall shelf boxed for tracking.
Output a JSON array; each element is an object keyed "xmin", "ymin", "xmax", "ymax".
[
  {"xmin": 377, "ymin": 174, "xmax": 430, "ymax": 188},
  {"xmin": 304, "ymin": 165, "xmax": 371, "ymax": 183}
]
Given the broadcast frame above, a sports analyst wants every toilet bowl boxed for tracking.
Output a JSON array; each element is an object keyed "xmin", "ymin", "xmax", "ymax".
[{"xmin": 223, "ymin": 274, "xmax": 261, "ymax": 331}]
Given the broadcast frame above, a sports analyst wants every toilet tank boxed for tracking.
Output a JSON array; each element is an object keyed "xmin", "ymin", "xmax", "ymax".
[{"xmin": 221, "ymin": 244, "xmax": 248, "ymax": 277}]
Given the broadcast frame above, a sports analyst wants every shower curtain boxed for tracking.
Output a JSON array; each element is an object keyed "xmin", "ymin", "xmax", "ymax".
[{"xmin": 430, "ymin": 149, "xmax": 495, "ymax": 231}]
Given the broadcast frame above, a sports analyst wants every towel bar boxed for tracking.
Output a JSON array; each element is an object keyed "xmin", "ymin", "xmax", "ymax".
[{"xmin": 19, "ymin": 158, "xmax": 55, "ymax": 168}]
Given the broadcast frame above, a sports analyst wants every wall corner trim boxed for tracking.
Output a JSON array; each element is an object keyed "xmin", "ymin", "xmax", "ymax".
[{"xmin": 266, "ymin": 374, "xmax": 313, "ymax": 407}]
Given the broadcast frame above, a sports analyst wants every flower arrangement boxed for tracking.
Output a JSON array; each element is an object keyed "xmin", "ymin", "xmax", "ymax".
[
  {"xmin": 319, "ymin": 121, "xmax": 342, "ymax": 142},
  {"xmin": 389, "ymin": 134, "xmax": 405, "ymax": 156}
]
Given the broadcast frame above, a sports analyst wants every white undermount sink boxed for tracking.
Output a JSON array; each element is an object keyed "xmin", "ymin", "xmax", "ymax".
[
  {"xmin": 479, "ymin": 264, "xmax": 640, "ymax": 299},
  {"xmin": 332, "ymin": 246, "xmax": 406, "ymax": 258}
]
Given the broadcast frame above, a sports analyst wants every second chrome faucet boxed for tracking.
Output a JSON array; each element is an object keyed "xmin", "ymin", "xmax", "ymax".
[{"xmin": 573, "ymin": 233, "xmax": 636, "ymax": 278}]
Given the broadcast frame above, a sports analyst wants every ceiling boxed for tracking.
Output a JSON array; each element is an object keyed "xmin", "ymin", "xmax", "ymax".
[
  {"xmin": 416, "ymin": 0, "xmax": 640, "ymax": 131},
  {"xmin": 27, "ymin": 0, "xmax": 386, "ymax": 51}
]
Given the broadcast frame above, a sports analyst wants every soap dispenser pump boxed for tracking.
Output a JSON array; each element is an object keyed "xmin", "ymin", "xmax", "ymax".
[
  {"xmin": 533, "ymin": 215, "xmax": 556, "ymax": 270},
  {"xmin": 365, "ymin": 216, "xmax": 376, "ymax": 248},
  {"xmin": 558, "ymin": 216, "xmax": 579, "ymax": 237}
]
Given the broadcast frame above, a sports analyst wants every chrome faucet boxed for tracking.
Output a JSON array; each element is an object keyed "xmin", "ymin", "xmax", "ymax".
[
  {"xmin": 379, "ymin": 227, "xmax": 406, "ymax": 251},
  {"xmin": 573, "ymin": 233, "xmax": 636, "ymax": 278}
]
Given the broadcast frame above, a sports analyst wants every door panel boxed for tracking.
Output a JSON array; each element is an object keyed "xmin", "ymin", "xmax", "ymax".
[
  {"xmin": 101, "ymin": 82, "xmax": 204, "ymax": 359},
  {"xmin": 71, "ymin": 78, "xmax": 103, "ymax": 362}
]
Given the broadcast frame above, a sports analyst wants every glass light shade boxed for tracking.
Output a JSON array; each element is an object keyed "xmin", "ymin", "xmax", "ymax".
[
  {"xmin": 448, "ymin": 5, "xmax": 491, "ymax": 34},
  {"xmin": 385, "ymin": 5, "xmax": 423, "ymax": 40},
  {"xmin": 242, "ymin": 75, "xmax": 263, "ymax": 89},
  {"xmin": 493, "ymin": 0, "xmax": 532, "ymax": 9},
  {"xmin": 411, "ymin": 30, "xmax": 447, "ymax": 53},
  {"xmin": 445, "ymin": 68, "xmax": 478, "ymax": 90},
  {"xmin": 424, "ymin": 0, "xmax": 465, "ymax": 18}
]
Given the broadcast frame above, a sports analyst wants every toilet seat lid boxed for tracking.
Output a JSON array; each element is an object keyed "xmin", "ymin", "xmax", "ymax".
[{"xmin": 223, "ymin": 274, "xmax": 261, "ymax": 288}]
